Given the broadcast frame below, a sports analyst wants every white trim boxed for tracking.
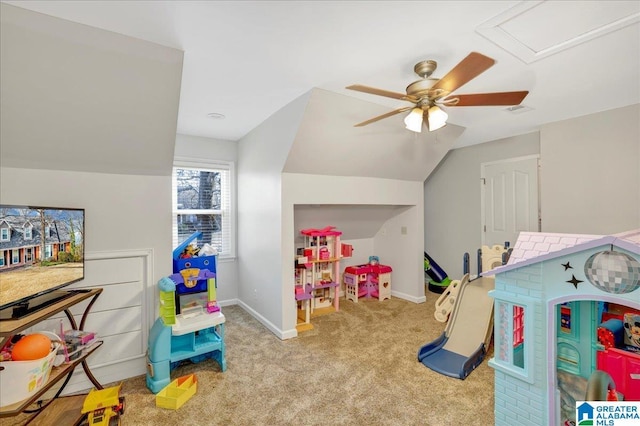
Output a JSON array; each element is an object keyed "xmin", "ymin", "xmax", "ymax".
[
  {"xmin": 489, "ymin": 291, "xmax": 537, "ymax": 384},
  {"xmin": 391, "ymin": 290, "xmax": 426, "ymax": 304},
  {"xmin": 172, "ymin": 158, "xmax": 236, "ymax": 259},
  {"xmin": 85, "ymin": 248, "xmax": 154, "ymax": 337},
  {"xmin": 235, "ymin": 299, "xmax": 297, "ymax": 340},
  {"xmin": 59, "ymin": 249, "xmax": 153, "ymax": 395},
  {"xmin": 476, "ymin": 1, "xmax": 640, "ymax": 64}
]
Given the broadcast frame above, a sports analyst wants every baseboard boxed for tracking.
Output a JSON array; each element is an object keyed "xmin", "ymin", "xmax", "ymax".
[
  {"xmin": 235, "ymin": 299, "xmax": 297, "ymax": 340},
  {"xmin": 61, "ymin": 356, "xmax": 146, "ymax": 395},
  {"xmin": 391, "ymin": 290, "xmax": 426, "ymax": 304}
]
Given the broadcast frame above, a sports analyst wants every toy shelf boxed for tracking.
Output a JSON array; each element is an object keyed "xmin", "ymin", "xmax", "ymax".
[
  {"xmin": 169, "ymin": 314, "xmax": 225, "ymax": 364},
  {"xmin": 313, "ymin": 281, "xmax": 339, "ymax": 290},
  {"xmin": 306, "ymin": 258, "xmax": 341, "ymax": 264},
  {"xmin": 0, "ymin": 340, "xmax": 103, "ymax": 417},
  {"xmin": 0, "ymin": 288, "xmax": 104, "ymax": 423}
]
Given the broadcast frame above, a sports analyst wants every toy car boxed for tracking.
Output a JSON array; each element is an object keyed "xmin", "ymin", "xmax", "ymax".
[{"xmin": 81, "ymin": 383, "xmax": 125, "ymax": 426}]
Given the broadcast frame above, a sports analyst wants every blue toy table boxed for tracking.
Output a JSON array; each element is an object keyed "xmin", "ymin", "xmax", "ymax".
[{"xmin": 146, "ymin": 311, "xmax": 226, "ymax": 394}]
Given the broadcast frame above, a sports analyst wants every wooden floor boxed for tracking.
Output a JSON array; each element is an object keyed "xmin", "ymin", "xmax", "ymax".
[{"xmin": 7, "ymin": 394, "xmax": 87, "ymax": 426}]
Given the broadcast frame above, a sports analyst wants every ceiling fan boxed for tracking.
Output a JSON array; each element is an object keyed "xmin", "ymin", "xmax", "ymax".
[{"xmin": 346, "ymin": 52, "xmax": 528, "ymax": 133}]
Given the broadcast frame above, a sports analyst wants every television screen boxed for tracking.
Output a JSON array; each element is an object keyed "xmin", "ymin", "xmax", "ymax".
[{"xmin": 0, "ymin": 205, "xmax": 85, "ymax": 318}]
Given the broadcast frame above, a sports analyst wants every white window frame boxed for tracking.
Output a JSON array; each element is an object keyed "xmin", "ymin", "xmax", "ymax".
[
  {"xmin": 0, "ymin": 227, "xmax": 8, "ymax": 242},
  {"xmin": 11, "ymin": 249, "xmax": 19, "ymax": 264},
  {"xmin": 172, "ymin": 157, "xmax": 236, "ymax": 260},
  {"xmin": 24, "ymin": 225, "xmax": 32, "ymax": 240},
  {"xmin": 488, "ymin": 291, "xmax": 536, "ymax": 384}
]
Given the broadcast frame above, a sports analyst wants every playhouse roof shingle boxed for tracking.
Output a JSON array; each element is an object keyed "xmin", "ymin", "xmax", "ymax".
[{"xmin": 487, "ymin": 229, "xmax": 640, "ymax": 275}]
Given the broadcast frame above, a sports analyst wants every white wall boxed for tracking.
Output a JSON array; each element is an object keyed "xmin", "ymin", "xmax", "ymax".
[
  {"xmin": 540, "ymin": 104, "xmax": 640, "ymax": 234},
  {"xmin": 282, "ymin": 173, "xmax": 425, "ymax": 336},
  {"xmin": 237, "ymin": 91, "xmax": 311, "ymax": 338},
  {"xmin": 174, "ymin": 133, "xmax": 239, "ymax": 303},
  {"xmin": 373, "ymin": 205, "xmax": 424, "ymax": 302},
  {"xmin": 424, "ymin": 132, "xmax": 540, "ymax": 278},
  {"xmin": 0, "ymin": 166, "xmax": 172, "ymax": 388},
  {"xmin": 0, "ymin": 4, "xmax": 183, "ymax": 176}
]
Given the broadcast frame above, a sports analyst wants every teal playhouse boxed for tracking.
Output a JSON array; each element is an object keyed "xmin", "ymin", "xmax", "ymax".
[{"xmin": 487, "ymin": 229, "xmax": 640, "ymax": 426}]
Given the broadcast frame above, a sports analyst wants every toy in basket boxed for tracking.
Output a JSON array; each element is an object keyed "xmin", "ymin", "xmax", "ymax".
[{"xmin": 0, "ymin": 331, "xmax": 60, "ymax": 407}]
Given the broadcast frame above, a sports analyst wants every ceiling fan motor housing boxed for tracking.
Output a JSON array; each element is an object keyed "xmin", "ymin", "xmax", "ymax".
[{"xmin": 405, "ymin": 78, "xmax": 441, "ymax": 102}]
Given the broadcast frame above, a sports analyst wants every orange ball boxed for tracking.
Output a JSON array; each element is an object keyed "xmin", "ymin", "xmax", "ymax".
[{"xmin": 11, "ymin": 334, "xmax": 52, "ymax": 361}]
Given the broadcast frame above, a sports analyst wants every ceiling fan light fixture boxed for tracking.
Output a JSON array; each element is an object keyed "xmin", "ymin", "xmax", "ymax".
[
  {"xmin": 427, "ymin": 105, "xmax": 448, "ymax": 131},
  {"xmin": 404, "ymin": 107, "xmax": 423, "ymax": 133}
]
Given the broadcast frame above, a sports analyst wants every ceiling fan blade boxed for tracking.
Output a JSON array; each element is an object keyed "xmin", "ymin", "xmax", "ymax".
[
  {"xmin": 354, "ymin": 106, "xmax": 412, "ymax": 127},
  {"xmin": 446, "ymin": 91, "xmax": 529, "ymax": 106},
  {"xmin": 432, "ymin": 52, "xmax": 495, "ymax": 94},
  {"xmin": 346, "ymin": 84, "xmax": 417, "ymax": 101}
]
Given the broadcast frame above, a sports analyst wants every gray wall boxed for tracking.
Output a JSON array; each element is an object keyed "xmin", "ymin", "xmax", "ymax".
[
  {"xmin": 425, "ymin": 103, "xmax": 640, "ymax": 281},
  {"xmin": 540, "ymin": 104, "xmax": 640, "ymax": 234},
  {"xmin": 424, "ymin": 132, "xmax": 540, "ymax": 279}
]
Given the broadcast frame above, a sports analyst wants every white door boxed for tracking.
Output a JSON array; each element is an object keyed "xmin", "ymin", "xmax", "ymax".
[{"xmin": 481, "ymin": 155, "xmax": 540, "ymax": 247}]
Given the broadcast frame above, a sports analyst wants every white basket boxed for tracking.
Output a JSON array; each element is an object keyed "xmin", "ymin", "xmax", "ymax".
[{"xmin": 0, "ymin": 331, "xmax": 61, "ymax": 407}]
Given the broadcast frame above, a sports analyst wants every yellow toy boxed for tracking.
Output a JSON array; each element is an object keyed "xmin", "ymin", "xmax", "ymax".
[
  {"xmin": 81, "ymin": 383, "xmax": 125, "ymax": 426},
  {"xmin": 155, "ymin": 374, "xmax": 197, "ymax": 410}
]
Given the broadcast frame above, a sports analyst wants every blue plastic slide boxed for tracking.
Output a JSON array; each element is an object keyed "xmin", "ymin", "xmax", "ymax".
[{"xmin": 417, "ymin": 275, "xmax": 494, "ymax": 379}]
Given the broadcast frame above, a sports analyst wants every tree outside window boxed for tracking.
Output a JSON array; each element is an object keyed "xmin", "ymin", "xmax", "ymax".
[{"xmin": 172, "ymin": 162, "xmax": 234, "ymax": 258}]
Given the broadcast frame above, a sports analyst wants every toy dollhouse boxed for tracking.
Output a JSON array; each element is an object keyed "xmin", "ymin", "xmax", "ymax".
[
  {"xmin": 294, "ymin": 226, "xmax": 352, "ymax": 331},
  {"xmin": 343, "ymin": 258, "xmax": 392, "ymax": 302},
  {"xmin": 486, "ymin": 229, "xmax": 640, "ymax": 426}
]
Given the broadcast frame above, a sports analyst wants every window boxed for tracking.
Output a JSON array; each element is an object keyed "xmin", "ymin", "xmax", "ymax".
[
  {"xmin": 25, "ymin": 248, "xmax": 32, "ymax": 263},
  {"xmin": 0, "ymin": 227, "xmax": 8, "ymax": 242},
  {"xmin": 489, "ymin": 292, "xmax": 536, "ymax": 383},
  {"xmin": 45, "ymin": 244, "xmax": 52, "ymax": 259},
  {"xmin": 24, "ymin": 225, "xmax": 32, "ymax": 240},
  {"xmin": 172, "ymin": 159, "xmax": 235, "ymax": 259},
  {"xmin": 512, "ymin": 305, "xmax": 525, "ymax": 369},
  {"xmin": 11, "ymin": 249, "xmax": 19, "ymax": 264},
  {"xmin": 0, "ymin": 253, "xmax": 4, "ymax": 267}
]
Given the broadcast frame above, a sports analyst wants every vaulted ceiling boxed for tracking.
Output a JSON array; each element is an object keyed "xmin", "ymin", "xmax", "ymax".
[{"xmin": 3, "ymin": 1, "xmax": 639, "ymax": 149}]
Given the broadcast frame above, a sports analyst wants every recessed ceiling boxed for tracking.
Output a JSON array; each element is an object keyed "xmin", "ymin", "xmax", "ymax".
[{"xmin": 477, "ymin": 0, "xmax": 640, "ymax": 63}]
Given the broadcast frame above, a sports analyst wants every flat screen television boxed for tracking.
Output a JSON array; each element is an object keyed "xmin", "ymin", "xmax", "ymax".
[{"xmin": 0, "ymin": 205, "xmax": 85, "ymax": 320}]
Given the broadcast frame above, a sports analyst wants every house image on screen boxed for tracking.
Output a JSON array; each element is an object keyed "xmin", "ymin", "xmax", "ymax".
[
  {"xmin": 485, "ymin": 229, "xmax": 640, "ymax": 426},
  {"xmin": 0, "ymin": 215, "xmax": 74, "ymax": 269}
]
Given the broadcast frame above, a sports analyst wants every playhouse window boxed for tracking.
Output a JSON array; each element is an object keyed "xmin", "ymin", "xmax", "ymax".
[
  {"xmin": 496, "ymin": 302, "xmax": 526, "ymax": 367},
  {"xmin": 172, "ymin": 160, "xmax": 235, "ymax": 258},
  {"xmin": 490, "ymin": 296, "xmax": 534, "ymax": 383},
  {"xmin": 513, "ymin": 304, "xmax": 525, "ymax": 369}
]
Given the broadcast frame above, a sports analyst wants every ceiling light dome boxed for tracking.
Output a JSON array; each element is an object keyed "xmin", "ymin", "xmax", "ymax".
[{"xmin": 404, "ymin": 108, "xmax": 423, "ymax": 133}]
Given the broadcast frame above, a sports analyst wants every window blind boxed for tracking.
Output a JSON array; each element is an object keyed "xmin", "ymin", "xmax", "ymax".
[{"xmin": 172, "ymin": 160, "xmax": 234, "ymax": 258}]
